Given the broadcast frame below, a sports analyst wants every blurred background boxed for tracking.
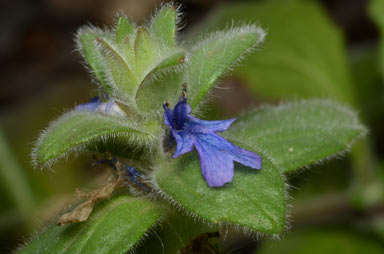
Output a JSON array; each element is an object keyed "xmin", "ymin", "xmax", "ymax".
[{"xmin": 1, "ymin": 0, "xmax": 384, "ymax": 253}]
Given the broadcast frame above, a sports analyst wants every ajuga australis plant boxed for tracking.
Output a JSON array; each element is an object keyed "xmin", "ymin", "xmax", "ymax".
[{"xmin": 21, "ymin": 3, "xmax": 366, "ymax": 254}]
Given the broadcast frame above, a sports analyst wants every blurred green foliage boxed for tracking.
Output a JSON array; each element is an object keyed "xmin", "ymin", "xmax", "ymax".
[
  {"xmin": 194, "ymin": 0, "xmax": 356, "ymax": 105},
  {"xmin": 369, "ymin": 0, "xmax": 384, "ymax": 77},
  {"xmin": 259, "ymin": 228, "xmax": 384, "ymax": 254}
]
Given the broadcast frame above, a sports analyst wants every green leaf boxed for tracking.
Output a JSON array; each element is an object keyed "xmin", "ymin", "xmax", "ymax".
[
  {"xmin": 115, "ymin": 16, "xmax": 135, "ymax": 46},
  {"xmin": 369, "ymin": 0, "xmax": 384, "ymax": 77},
  {"xmin": 135, "ymin": 211, "xmax": 217, "ymax": 254},
  {"xmin": 134, "ymin": 51, "xmax": 185, "ymax": 116},
  {"xmin": 259, "ymin": 228, "xmax": 384, "ymax": 254},
  {"xmin": 155, "ymin": 151, "xmax": 286, "ymax": 234},
  {"xmin": 139, "ymin": 51, "xmax": 185, "ymax": 89},
  {"xmin": 76, "ymin": 28, "xmax": 112, "ymax": 92},
  {"xmin": 155, "ymin": 100, "xmax": 365, "ymax": 233},
  {"xmin": 136, "ymin": 70, "xmax": 184, "ymax": 116},
  {"xmin": 223, "ymin": 100, "xmax": 366, "ymax": 173},
  {"xmin": 187, "ymin": 25, "xmax": 265, "ymax": 111},
  {"xmin": 150, "ymin": 4, "xmax": 178, "ymax": 49},
  {"xmin": 76, "ymin": 10, "xmax": 185, "ymax": 108},
  {"xmin": 20, "ymin": 196, "xmax": 164, "ymax": 254},
  {"xmin": 32, "ymin": 111, "xmax": 157, "ymax": 167},
  {"xmin": 116, "ymin": 17, "xmax": 137, "ymax": 76},
  {"xmin": 134, "ymin": 27, "xmax": 160, "ymax": 81},
  {"xmin": 198, "ymin": 1, "xmax": 356, "ymax": 104},
  {"xmin": 97, "ymin": 37, "xmax": 138, "ymax": 103},
  {"xmin": 150, "ymin": 51, "xmax": 185, "ymax": 74}
]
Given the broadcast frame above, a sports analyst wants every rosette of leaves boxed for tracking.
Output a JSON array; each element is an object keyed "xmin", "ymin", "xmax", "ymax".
[{"xmin": 23, "ymin": 3, "xmax": 366, "ymax": 254}]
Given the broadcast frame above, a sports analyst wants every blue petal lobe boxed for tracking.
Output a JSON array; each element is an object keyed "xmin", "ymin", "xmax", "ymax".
[
  {"xmin": 198, "ymin": 133, "xmax": 261, "ymax": 170},
  {"xmin": 172, "ymin": 130, "xmax": 194, "ymax": 158},
  {"xmin": 194, "ymin": 135, "xmax": 235, "ymax": 187},
  {"xmin": 187, "ymin": 117, "xmax": 236, "ymax": 133},
  {"xmin": 232, "ymin": 146, "xmax": 262, "ymax": 170}
]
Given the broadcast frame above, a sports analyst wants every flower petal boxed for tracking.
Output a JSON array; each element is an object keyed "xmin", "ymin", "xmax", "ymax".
[
  {"xmin": 194, "ymin": 135, "xmax": 235, "ymax": 187},
  {"xmin": 173, "ymin": 97, "xmax": 188, "ymax": 130},
  {"xmin": 198, "ymin": 133, "xmax": 261, "ymax": 170},
  {"xmin": 75, "ymin": 97, "xmax": 101, "ymax": 112},
  {"xmin": 172, "ymin": 130, "xmax": 194, "ymax": 158},
  {"xmin": 232, "ymin": 146, "xmax": 262, "ymax": 170},
  {"xmin": 195, "ymin": 133, "xmax": 261, "ymax": 186},
  {"xmin": 187, "ymin": 117, "xmax": 236, "ymax": 133}
]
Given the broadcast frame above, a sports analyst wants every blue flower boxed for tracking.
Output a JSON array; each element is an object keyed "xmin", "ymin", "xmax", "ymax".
[
  {"xmin": 75, "ymin": 97, "xmax": 126, "ymax": 117},
  {"xmin": 163, "ymin": 92, "xmax": 262, "ymax": 187},
  {"xmin": 75, "ymin": 97, "xmax": 101, "ymax": 111}
]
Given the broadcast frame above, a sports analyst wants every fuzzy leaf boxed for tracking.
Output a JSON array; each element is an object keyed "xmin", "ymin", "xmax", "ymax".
[
  {"xmin": 223, "ymin": 100, "xmax": 366, "ymax": 173},
  {"xmin": 134, "ymin": 27, "xmax": 160, "ymax": 80},
  {"xmin": 97, "ymin": 37, "xmax": 138, "ymax": 103},
  {"xmin": 369, "ymin": 0, "xmax": 384, "ymax": 77},
  {"xmin": 20, "ymin": 196, "xmax": 164, "ymax": 254},
  {"xmin": 136, "ymin": 70, "xmax": 184, "ymax": 116},
  {"xmin": 151, "ymin": 4, "xmax": 178, "ymax": 49},
  {"xmin": 155, "ymin": 151, "xmax": 286, "ymax": 234},
  {"xmin": 115, "ymin": 17, "xmax": 137, "ymax": 73},
  {"xmin": 198, "ymin": 1, "xmax": 356, "ymax": 104},
  {"xmin": 187, "ymin": 25, "xmax": 265, "ymax": 110},
  {"xmin": 150, "ymin": 51, "xmax": 185, "ymax": 73},
  {"xmin": 139, "ymin": 51, "xmax": 185, "ymax": 88},
  {"xmin": 77, "ymin": 28, "xmax": 111, "ymax": 92},
  {"xmin": 116, "ymin": 16, "xmax": 135, "ymax": 46},
  {"xmin": 135, "ymin": 211, "xmax": 217, "ymax": 254},
  {"xmin": 33, "ymin": 111, "xmax": 157, "ymax": 167}
]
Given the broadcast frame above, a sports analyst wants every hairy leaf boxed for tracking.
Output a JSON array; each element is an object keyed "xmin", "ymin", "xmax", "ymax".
[
  {"xmin": 151, "ymin": 4, "xmax": 178, "ymax": 49},
  {"xmin": 20, "ymin": 196, "xmax": 164, "ymax": 254},
  {"xmin": 76, "ymin": 28, "xmax": 111, "ymax": 92},
  {"xmin": 198, "ymin": 1, "xmax": 356, "ymax": 104},
  {"xmin": 186, "ymin": 25, "xmax": 265, "ymax": 110},
  {"xmin": 139, "ymin": 51, "xmax": 185, "ymax": 89},
  {"xmin": 97, "ymin": 37, "xmax": 138, "ymax": 102},
  {"xmin": 33, "ymin": 112, "xmax": 157, "ymax": 167},
  {"xmin": 135, "ymin": 211, "xmax": 217, "ymax": 254},
  {"xmin": 136, "ymin": 70, "xmax": 184, "ymax": 117},
  {"xmin": 155, "ymin": 151, "xmax": 286, "ymax": 234},
  {"xmin": 116, "ymin": 17, "xmax": 137, "ymax": 76},
  {"xmin": 150, "ymin": 51, "xmax": 185, "ymax": 74},
  {"xmin": 134, "ymin": 27, "xmax": 160, "ymax": 81},
  {"xmin": 115, "ymin": 16, "xmax": 135, "ymax": 46},
  {"xmin": 77, "ymin": 9, "xmax": 183, "ymax": 106},
  {"xmin": 223, "ymin": 100, "xmax": 366, "ymax": 173}
]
